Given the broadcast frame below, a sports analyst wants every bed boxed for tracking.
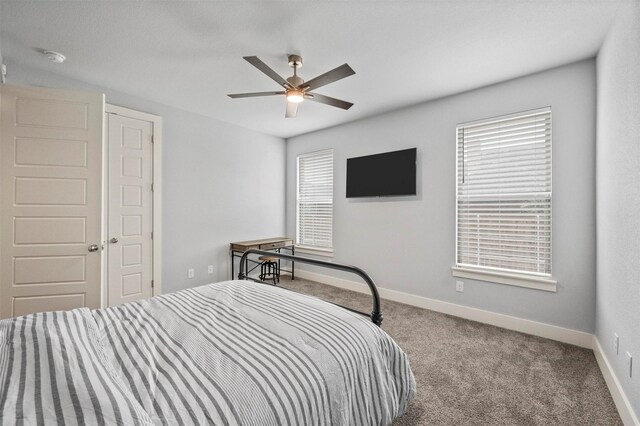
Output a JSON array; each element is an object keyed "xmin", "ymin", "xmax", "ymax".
[{"xmin": 0, "ymin": 251, "xmax": 415, "ymax": 425}]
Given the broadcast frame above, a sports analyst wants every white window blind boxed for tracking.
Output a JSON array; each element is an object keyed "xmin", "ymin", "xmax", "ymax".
[
  {"xmin": 456, "ymin": 108, "xmax": 552, "ymax": 277},
  {"xmin": 297, "ymin": 149, "xmax": 334, "ymax": 250}
]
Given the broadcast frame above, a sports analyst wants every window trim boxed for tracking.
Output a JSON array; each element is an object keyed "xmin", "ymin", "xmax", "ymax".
[
  {"xmin": 295, "ymin": 245, "xmax": 335, "ymax": 258},
  {"xmin": 453, "ymin": 107, "xmax": 556, "ymax": 291},
  {"xmin": 296, "ymin": 149, "xmax": 334, "ymax": 252},
  {"xmin": 451, "ymin": 266, "xmax": 557, "ymax": 292}
]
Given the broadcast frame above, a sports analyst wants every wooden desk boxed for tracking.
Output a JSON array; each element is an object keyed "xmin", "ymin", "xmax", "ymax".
[{"xmin": 230, "ymin": 237, "xmax": 295, "ymax": 280}]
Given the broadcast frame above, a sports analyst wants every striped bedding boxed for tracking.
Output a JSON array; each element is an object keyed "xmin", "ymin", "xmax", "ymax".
[{"xmin": 0, "ymin": 280, "xmax": 415, "ymax": 425}]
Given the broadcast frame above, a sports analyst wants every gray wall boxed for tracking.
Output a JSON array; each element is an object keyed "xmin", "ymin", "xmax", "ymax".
[
  {"xmin": 7, "ymin": 61, "xmax": 286, "ymax": 294},
  {"xmin": 595, "ymin": 2, "xmax": 640, "ymax": 416},
  {"xmin": 0, "ymin": 9, "xmax": 3, "ymax": 78},
  {"xmin": 0, "ymin": 1, "xmax": 3, "ymax": 65},
  {"xmin": 287, "ymin": 60, "xmax": 597, "ymax": 332}
]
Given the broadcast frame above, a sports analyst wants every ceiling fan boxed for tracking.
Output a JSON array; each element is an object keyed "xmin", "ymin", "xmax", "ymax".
[{"xmin": 228, "ymin": 55, "xmax": 355, "ymax": 118}]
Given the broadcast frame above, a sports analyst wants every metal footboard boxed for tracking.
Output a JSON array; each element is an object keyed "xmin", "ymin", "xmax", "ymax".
[{"xmin": 238, "ymin": 249, "xmax": 383, "ymax": 326}]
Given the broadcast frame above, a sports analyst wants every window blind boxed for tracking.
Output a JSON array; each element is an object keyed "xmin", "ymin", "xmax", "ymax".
[
  {"xmin": 456, "ymin": 108, "xmax": 552, "ymax": 276},
  {"xmin": 297, "ymin": 149, "xmax": 334, "ymax": 250}
]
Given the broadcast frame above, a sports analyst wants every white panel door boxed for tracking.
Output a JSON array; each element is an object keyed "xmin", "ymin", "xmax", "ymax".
[
  {"xmin": 107, "ymin": 112, "xmax": 153, "ymax": 306},
  {"xmin": 0, "ymin": 84, "xmax": 104, "ymax": 319}
]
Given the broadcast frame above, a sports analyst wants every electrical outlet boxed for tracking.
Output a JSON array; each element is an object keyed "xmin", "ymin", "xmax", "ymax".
[
  {"xmin": 627, "ymin": 352, "xmax": 633, "ymax": 378},
  {"xmin": 207, "ymin": 265, "xmax": 214, "ymax": 274},
  {"xmin": 456, "ymin": 280, "xmax": 464, "ymax": 293},
  {"xmin": 614, "ymin": 333, "xmax": 619, "ymax": 355},
  {"xmin": 187, "ymin": 268, "xmax": 195, "ymax": 279}
]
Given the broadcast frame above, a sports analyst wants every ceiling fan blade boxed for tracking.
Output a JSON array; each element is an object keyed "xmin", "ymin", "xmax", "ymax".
[
  {"xmin": 307, "ymin": 93, "xmax": 353, "ymax": 110},
  {"xmin": 302, "ymin": 63, "xmax": 355, "ymax": 91},
  {"xmin": 243, "ymin": 56, "xmax": 290, "ymax": 88},
  {"xmin": 228, "ymin": 91, "xmax": 285, "ymax": 98},
  {"xmin": 285, "ymin": 101, "xmax": 299, "ymax": 118}
]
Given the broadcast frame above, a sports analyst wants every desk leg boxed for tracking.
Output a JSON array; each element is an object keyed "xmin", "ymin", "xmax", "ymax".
[
  {"xmin": 292, "ymin": 246, "xmax": 295, "ymax": 280},
  {"xmin": 231, "ymin": 251, "xmax": 235, "ymax": 280},
  {"xmin": 277, "ymin": 248, "xmax": 281, "ymax": 282}
]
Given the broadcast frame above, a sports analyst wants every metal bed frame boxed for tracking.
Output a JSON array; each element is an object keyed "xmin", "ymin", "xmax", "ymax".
[{"xmin": 239, "ymin": 249, "xmax": 383, "ymax": 326}]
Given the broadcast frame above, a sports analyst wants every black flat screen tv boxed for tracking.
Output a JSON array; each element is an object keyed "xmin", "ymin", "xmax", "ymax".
[{"xmin": 346, "ymin": 148, "xmax": 417, "ymax": 198}]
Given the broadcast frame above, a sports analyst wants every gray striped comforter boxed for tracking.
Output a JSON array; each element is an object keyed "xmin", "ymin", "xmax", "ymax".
[{"xmin": 0, "ymin": 280, "xmax": 415, "ymax": 425}]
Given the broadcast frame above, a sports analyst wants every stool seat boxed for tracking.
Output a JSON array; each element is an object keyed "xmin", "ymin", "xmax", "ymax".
[{"xmin": 258, "ymin": 255, "xmax": 278, "ymax": 262}]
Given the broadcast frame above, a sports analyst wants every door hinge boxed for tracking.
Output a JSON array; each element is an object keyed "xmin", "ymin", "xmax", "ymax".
[
  {"xmin": 151, "ymin": 280, "xmax": 154, "ymax": 289},
  {"xmin": 151, "ymin": 135, "xmax": 154, "ymax": 144},
  {"xmin": 151, "ymin": 231, "xmax": 154, "ymax": 240},
  {"xmin": 151, "ymin": 183, "xmax": 154, "ymax": 192}
]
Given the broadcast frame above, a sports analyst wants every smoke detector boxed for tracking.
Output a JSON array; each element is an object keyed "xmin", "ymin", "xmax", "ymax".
[{"xmin": 43, "ymin": 50, "xmax": 66, "ymax": 64}]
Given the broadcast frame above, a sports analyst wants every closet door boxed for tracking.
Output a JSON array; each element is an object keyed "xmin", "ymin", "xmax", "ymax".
[
  {"xmin": 106, "ymin": 111, "xmax": 154, "ymax": 306},
  {"xmin": 0, "ymin": 84, "xmax": 104, "ymax": 318}
]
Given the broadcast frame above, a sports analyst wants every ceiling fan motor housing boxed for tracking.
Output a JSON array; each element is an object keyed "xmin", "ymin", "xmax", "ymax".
[{"xmin": 287, "ymin": 75, "xmax": 304, "ymax": 87}]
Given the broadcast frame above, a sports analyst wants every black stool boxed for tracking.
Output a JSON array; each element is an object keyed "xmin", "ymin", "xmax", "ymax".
[{"xmin": 259, "ymin": 255, "xmax": 280, "ymax": 284}]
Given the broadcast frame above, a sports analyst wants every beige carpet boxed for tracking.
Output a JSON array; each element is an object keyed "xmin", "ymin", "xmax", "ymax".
[{"xmin": 276, "ymin": 276, "xmax": 621, "ymax": 425}]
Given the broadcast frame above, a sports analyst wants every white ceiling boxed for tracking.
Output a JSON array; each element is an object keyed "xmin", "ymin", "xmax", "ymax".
[{"xmin": 0, "ymin": 1, "xmax": 622, "ymax": 138}]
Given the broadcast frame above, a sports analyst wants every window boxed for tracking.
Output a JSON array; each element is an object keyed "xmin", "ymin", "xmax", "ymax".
[
  {"xmin": 297, "ymin": 149, "xmax": 334, "ymax": 252},
  {"xmin": 453, "ymin": 108, "xmax": 556, "ymax": 290}
]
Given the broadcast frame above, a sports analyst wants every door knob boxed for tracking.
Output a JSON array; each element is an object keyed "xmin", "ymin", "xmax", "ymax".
[
  {"xmin": 88, "ymin": 244, "xmax": 99, "ymax": 252},
  {"xmin": 110, "ymin": 237, "xmax": 119, "ymax": 244}
]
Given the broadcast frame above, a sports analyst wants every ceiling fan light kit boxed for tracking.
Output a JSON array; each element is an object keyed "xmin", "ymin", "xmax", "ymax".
[
  {"xmin": 286, "ymin": 89, "xmax": 304, "ymax": 103},
  {"xmin": 228, "ymin": 54, "xmax": 355, "ymax": 118}
]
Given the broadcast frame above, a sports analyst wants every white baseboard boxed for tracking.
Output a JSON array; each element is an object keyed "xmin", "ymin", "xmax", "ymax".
[
  {"xmin": 294, "ymin": 269, "xmax": 593, "ymax": 349},
  {"xmin": 593, "ymin": 337, "xmax": 640, "ymax": 425}
]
